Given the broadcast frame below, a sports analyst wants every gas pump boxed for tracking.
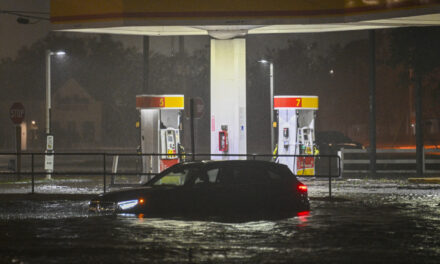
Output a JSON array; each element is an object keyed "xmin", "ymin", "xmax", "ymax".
[
  {"xmin": 160, "ymin": 128, "xmax": 181, "ymax": 170},
  {"xmin": 136, "ymin": 95, "xmax": 184, "ymax": 179},
  {"xmin": 274, "ymin": 96, "xmax": 318, "ymax": 175},
  {"xmin": 296, "ymin": 127, "xmax": 316, "ymax": 174}
]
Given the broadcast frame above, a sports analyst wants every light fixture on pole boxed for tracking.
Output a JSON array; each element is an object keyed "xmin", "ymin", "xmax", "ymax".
[
  {"xmin": 258, "ymin": 59, "xmax": 275, "ymax": 153},
  {"xmin": 45, "ymin": 49, "xmax": 65, "ymax": 179}
]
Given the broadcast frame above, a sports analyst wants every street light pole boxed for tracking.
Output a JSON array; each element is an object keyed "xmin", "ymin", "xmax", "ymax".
[
  {"xmin": 45, "ymin": 50, "xmax": 52, "ymax": 180},
  {"xmin": 45, "ymin": 50, "xmax": 65, "ymax": 179},
  {"xmin": 45, "ymin": 50, "xmax": 51, "ymax": 136}
]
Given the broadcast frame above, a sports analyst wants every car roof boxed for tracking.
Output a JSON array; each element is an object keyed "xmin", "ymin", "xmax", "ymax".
[{"xmin": 179, "ymin": 159, "xmax": 280, "ymax": 168}]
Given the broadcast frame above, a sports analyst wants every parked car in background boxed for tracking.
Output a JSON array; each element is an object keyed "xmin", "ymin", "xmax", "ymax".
[
  {"xmin": 316, "ymin": 131, "xmax": 364, "ymax": 155},
  {"xmin": 89, "ymin": 160, "xmax": 310, "ymax": 218}
]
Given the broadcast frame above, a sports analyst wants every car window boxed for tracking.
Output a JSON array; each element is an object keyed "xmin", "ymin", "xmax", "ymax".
[
  {"xmin": 207, "ymin": 168, "xmax": 219, "ymax": 182},
  {"xmin": 194, "ymin": 168, "xmax": 219, "ymax": 185},
  {"xmin": 153, "ymin": 168, "xmax": 190, "ymax": 186}
]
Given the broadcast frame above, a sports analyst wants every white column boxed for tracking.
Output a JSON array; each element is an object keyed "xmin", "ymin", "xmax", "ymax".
[
  {"xmin": 269, "ymin": 62, "xmax": 274, "ymax": 153},
  {"xmin": 210, "ymin": 38, "xmax": 247, "ymax": 158}
]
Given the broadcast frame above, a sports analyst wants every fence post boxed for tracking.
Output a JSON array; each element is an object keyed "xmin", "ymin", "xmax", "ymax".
[
  {"xmin": 15, "ymin": 125, "xmax": 22, "ymax": 181},
  {"xmin": 328, "ymin": 155, "xmax": 332, "ymax": 199},
  {"xmin": 103, "ymin": 153, "xmax": 106, "ymax": 193},
  {"xmin": 31, "ymin": 153, "xmax": 35, "ymax": 194}
]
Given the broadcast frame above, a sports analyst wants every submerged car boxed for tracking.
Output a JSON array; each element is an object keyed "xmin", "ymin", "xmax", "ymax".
[{"xmin": 89, "ymin": 160, "xmax": 310, "ymax": 217}]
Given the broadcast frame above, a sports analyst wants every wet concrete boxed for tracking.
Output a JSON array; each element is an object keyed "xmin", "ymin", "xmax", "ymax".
[{"xmin": 0, "ymin": 178, "xmax": 439, "ymax": 263}]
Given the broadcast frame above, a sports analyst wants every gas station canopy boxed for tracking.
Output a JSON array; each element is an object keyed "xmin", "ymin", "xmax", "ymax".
[
  {"xmin": 50, "ymin": 0, "xmax": 439, "ymax": 166},
  {"xmin": 51, "ymin": 0, "xmax": 440, "ymax": 37}
]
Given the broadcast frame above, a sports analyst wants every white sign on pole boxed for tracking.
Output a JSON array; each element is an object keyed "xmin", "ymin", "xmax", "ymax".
[
  {"xmin": 44, "ymin": 153, "xmax": 54, "ymax": 171},
  {"xmin": 46, "ymin": 135, "xmax": 54, "ymax": 150}
]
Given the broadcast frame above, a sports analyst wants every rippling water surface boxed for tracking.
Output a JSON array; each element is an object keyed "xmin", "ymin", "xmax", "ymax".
[{"xmin": 0, "ymin": 179, "xmax": 439, "ymax": 263}]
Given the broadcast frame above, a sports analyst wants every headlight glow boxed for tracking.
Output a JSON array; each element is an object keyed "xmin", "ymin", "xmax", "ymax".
[{"xmin": 117, "ymin": 199, "xmax": 139, "ymax": 210}]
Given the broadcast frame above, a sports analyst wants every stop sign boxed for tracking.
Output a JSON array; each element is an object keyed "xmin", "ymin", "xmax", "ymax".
[
  {"xmin": 193, "ymin": 97, "xmax": 204, "ymax": 118},
  {"xmin": 10, "ymin": 102, "xmax": 25, "ymax": 124}
]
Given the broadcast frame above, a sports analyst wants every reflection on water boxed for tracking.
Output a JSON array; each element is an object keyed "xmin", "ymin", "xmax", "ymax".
[
  {"xmin": 296, "ymin": 211, "xmax": 310, "ymax": 228},
  {"xmin": 0, "ymin": 181, "xmax": 439, "ymax": 263}
]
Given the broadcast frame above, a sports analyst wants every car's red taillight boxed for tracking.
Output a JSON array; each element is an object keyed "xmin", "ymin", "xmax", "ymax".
[
  {"xmin": 297, "ymin": 211, "xmax": 310, "ymax": 217},
  {"xmin": 297, "ymin": 183, "xmax": 308, "ymax": 192}
]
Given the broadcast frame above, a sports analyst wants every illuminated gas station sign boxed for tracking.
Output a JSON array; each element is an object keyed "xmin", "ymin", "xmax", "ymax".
[
  {"xmin": 136, "ymin": 95, "xmax": 184, "ymax": 109},
  {"xmin": 274, "ymin": 96, "xmax": 319, "ymax": 109}
]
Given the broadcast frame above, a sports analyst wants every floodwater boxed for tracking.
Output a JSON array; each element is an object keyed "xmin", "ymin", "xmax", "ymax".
[{"xmin": 0, "ymin": 178, "xmax": 439, "ymax": 264}]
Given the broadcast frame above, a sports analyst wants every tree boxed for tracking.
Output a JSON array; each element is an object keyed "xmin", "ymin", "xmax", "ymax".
[
  {"xmin": 0, "ymin": 33, "xmax": 144, "ymax": 150},
  {"xmin": 388, "ymin": 26, "xmax": 440, "ymax": 141},
  {"xmin": 389, "ymin": 27, "xmax": 440, "ymax": 76}
]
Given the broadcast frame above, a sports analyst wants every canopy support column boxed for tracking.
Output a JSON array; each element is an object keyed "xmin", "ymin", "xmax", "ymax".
[{"xmin": 210, "ymin": 38, "xmax": 247, "ymax": 158}]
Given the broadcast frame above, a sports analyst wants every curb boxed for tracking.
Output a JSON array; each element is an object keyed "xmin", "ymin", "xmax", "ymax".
[{"xmin": 408, "ymin": 177, "xmax": 440, "ymax": 184}]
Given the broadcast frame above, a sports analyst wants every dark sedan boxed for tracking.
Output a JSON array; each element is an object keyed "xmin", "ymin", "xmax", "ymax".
[{"xmin": 89, "ymin": 160, "xmax": 310, "ymax": 217}]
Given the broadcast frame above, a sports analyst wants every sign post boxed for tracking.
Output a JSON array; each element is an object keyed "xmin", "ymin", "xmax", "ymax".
[
  {"xmin": 9, "ymin": 102, "xmax": 25, "ymax": 181},
  {"xmin": 45, "ymin": 135, "xmax": 54, "ymax": 179}
]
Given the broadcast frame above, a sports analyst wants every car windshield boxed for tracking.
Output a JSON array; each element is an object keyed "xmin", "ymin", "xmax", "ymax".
[{"xmin": 150, "ymin": 167, "xmax": 191, "ymax": 186}]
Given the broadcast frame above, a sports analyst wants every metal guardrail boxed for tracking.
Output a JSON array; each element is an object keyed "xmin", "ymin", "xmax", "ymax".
[
  {"xmin": 338, "ymin": 148, "xmax": 440, "ymax": 175},
  {"xmin": 0, "ymin": 152, "xmax": 340, "ymax": 197}
]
